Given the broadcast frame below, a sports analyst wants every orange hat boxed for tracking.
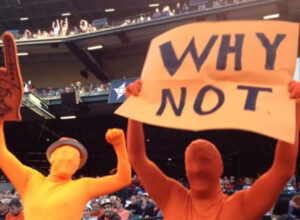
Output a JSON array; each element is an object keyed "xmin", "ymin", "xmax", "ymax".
[{"xmin": 46, "ymin": 137, "xmax": 88, "ymax": 168}]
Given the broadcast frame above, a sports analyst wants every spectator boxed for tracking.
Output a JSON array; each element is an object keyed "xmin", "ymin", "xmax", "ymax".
[
  {"xmin": 181, "ymin": 2, "xmax": 190, "ymax": 13},
  {"xmin": 5, "ymin": 199, "xmax": 24, "ymax": 220},
  {"xmin": 273, "ymin": 195, "xmax": 300, "ymax": 219},
  {"xmin": 125, "ymin": 195, "xmax": 142, "ymax": 217},
  {"xmin": 0, "ymin": 199, "xmax": 10, "ymax": 220},
  {"xmin": 242, "ymin": 177, "xmax": 253, "ymax": 189},
  {"xmin": 114, "ymin": 198, "xmax": 129, "ymax": 220},
  {"xmin": 60, "ymin": 17, "xmax": 69, "ymax": 36},
  {"xmin": 140, "ymin": 193, "xmax": 155, "ymax": 218},
  {"xmin": 161, "ymin": 6, "xmax": 173, "ymax": 17},
  {"xmin": 35, "ymin": 29, "xmax": 42, "ymax": 39},
  {"xmin": 88, "ymin": 24, "xmax": 97, "ymax": 32},
  {"xmin": 91, "ymin": 201, "xmax": 102, "ymax": 218},
  {"xmin": 22, "ymin": 29, "xmax": 32, "ymax": 39},
  {"xmin": 52, "ymin": 19, "xmax": 60, "ymax": 37},
  {"xmin": 152, "ymin": 8, "xmax": 161, "ymax": 19},
  {"xmin": 98, "ymin": 199, "xmax": 121, "ymax": 220},
  {"xmin": 82, "ymin": 206, "xmax": 97, "ymax": 220},
  {"xmin": 80, "ymin": 20, "xmax": 89, "ymax": 33}
]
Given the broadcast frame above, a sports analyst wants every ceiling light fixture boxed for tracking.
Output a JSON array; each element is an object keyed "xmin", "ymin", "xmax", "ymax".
[
  {"xmin": 20, "ymin": 17, "xmax": 29, "ymax": 21},
  {"xmin": 263, "ymin": 13, "xmax": 280, "ymax": 20},
  {"xmin": 61, "ymin": 12, "xmax": 71, "ymax": 16},
  {"xmin": 87, "ymin": 45, "xmax": 103, "ymax": 50},
  {"xmin": 149, "ymin": 3, "xmax": 160, "ymax": 7},
  {"xmin": 60, "ymin": 115, "xmax": 77, "ymax": 120},
  {"xmin": 105, "ymin": 8, "xmax": 115, "ymax": 12},
  {"xmin": 17, "ymin": 52, "xmax": 29, "ymax": 56}
]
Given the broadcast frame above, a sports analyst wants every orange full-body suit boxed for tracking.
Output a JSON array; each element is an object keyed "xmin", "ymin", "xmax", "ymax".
[
  {"xmin": 0, "ymin": 32, "xmax": 131, "ymax": 220},
  {"xmin": 0, "ymin": 125, "xmax": 131, "ymax": 220},
  {"xmin": 126, "ymin": 79, "xmax": 300, "ymax": 220}
]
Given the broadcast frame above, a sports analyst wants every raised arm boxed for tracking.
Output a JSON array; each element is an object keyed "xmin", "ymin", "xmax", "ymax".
[
  {"xmin": 126, "ymin": 80, "xmax": 186, "ymax": 211},
  {"xmin": 80, "ymin": 128, "xmax": 131, "ymax": 198},
  {"xmin": 0, "ymin": 120, "xmax": 43, "ymax": 195},
  {"xmin": 241, "ymin": 81, "xmax": 300, "ymax": 219},
  {"xmin": 0, "ymin": 32, "xmax": 43, "ymax": 195}
]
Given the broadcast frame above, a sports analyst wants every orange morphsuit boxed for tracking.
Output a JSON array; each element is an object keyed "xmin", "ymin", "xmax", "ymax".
[
  {"xmin": 126, "ymin": 79, "xmax": 300, "ymax": 220},
  {"xmin": 0, "ymin": 126, "xmax": 131, "ymax": 220},
  {"xmin": 0, "ymin": 32, "xmax": 131, "ymax": 220}
]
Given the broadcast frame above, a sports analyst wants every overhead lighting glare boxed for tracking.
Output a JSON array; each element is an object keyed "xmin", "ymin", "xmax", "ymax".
[
  {"xmin": 17, "ymin": 52, "xmax": 29, "ymax": 56},
  {"xmin": 87, "ymin": 45, "xmax": 103, "ymax": 50},
  {"xmin": 263, "ymin": 13, "xmax": 280, "ymax": 20},
  {"xmin": 61, "ymin": 12, "xmax": 71, "ymax": 16},
  {"xmin": 20, "ymin": 17, "xmax": 29, "ymax": 21},
  {"xmin": 149, "ymin": 3, "xmax": 160, "ymax": 7},
  {"xmin": 60, "ymin": 115, "xmax": 76, "ymax": 120},
  {"xmin": 105, "ymin": 8, "xmax": 115, "ymax": 12}
]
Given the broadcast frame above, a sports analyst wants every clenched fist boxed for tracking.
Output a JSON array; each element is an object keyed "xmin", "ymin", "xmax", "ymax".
[{"xmin": 105, "ymin": 128, "xmax": 125, "ymax": 146}]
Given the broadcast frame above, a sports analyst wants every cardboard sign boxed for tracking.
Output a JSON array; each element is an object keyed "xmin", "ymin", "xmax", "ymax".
[{"xmin": 115, "ymin": 21, "xmax": 299, "ymax": 143}]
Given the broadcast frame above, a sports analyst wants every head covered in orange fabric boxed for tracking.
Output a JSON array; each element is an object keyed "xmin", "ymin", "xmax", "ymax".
[
  {"xmin": 185, "ymin": 139, "xmax": 223, "ymax": 197},
  {"xmin": 47, "ymin": 137, "xmax": 88, "ymax": 179}
]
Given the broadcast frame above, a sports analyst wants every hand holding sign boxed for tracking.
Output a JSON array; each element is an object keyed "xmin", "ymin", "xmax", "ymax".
[
  {"xmin": 125, "ymin": 79, "xmax": 142, "ymax": 98},
  {"xmin": 0, "ymin": 32, "xmax": 23, "ymax": 121},
  {"xmin": 116, "ymin": 21, "xmax": 299, "ymax": 143}
]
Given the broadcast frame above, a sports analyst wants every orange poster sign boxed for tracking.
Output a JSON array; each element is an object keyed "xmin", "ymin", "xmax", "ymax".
[{"xmin": 115, "ymin": 21, "xmax": 299, "ymax": 143}]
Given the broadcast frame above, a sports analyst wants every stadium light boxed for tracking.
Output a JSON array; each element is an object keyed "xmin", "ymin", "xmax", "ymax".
[
  {"xmin": 263, "ymin": 13, "xmax": 280, "ymax": 20},
  {"xmin": 17, "ymin": 52, "xmax": 29, "ymax": 56},
  {"xmin": 149, "ymin": 3, "xmax": 160, "ymax": 7},
  {"xmin": 60, "ymin": 115, "xmax": 77, "ymax": 120},
  {"xmin": 87, "ymin": 45, "xmax": 103, "ymax": 51},
  {"xmin": 105, "ymin": 8, "xmax": 115, "ymax": 12},
  {"xmin": 20, "ymin": 17, "xmax": 29, "ymax": 21},
  {"xmin": 61, "ymin": 12, "xmax": 71, "ymax": 16}
]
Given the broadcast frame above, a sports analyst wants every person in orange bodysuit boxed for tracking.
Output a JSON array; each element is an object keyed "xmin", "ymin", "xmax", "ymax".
[
  {"xmin": 126, "ymin": 79, "xmax": 300, "ymax": 220},
  {"xmin": 0, "ymin": 32, "xmax": 131, "ymax": 220}
]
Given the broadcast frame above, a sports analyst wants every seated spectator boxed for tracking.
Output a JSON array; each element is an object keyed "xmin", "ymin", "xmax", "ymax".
[
  {"xmin": 80, "ymin": 20, "xmax": 89, "ymax": 33},
  {"xmin": 35, "ymin": 29, "xmax": 42, "ymax": 39},
  {"xmin": 229, "ymin": 176, "xmax": 236, "ymax": 187},
  {"xmin": 22, "ymin": 29, "xmax": 32, "ymax": 39},
  {"xmin": 98, "ymin": 199, "xmax": 121, "ymax": 220},
  {"xmin": 161, "ymin": 6, "xmax": 173, "ymax": 17},
  {"xmin": 140, "ymin": 193, "xmax": 155, "ymax": 218},
  {"xmin": 41, "ymin": 31, "xmax": 50, "ymax": 38},
  {"xmin": 114, "ymin": 197, "xmax": 129, "ymax": 220},
  {"xmin": 174, "ymin": 2, "xmax": 182, "ymax": 14},
  {"xmin": 125, "ymin": 195, "xmax": 142, "ymax": 217},
  {"xmin": 0, "ymin": 199, "xmax": 10, "ymax": 220},
  {"xmin": 5, "ymin": 199, "xmax": 24, "ymax": 220},
  {"xmin": 182, "ymin": 2, "xmax": 190, "ymax": 13},
  {"xmin": 91, "ymin": 201, "xmax": 102, "ymax": 218},
  {"xmin": 152, "ymin": 8, "xmax": 161, "ymax": 19},
  {"xmin": 82, "ymin": 206, "xmax": 97, "ymax": 220},
  {"xmin": 273, "ymin": 195, "xmax": 300, "ymax": 219},
  {"xmin": 242, "ymin": 177, "xmax": 253, "ymax": 189}
]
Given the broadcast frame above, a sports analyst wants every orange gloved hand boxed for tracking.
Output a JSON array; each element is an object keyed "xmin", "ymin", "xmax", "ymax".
[
  {"xmin": 0, "ymin": 32, "xmax": 23, "ymax": 121},
  {"xmin": 289, "ymin": 80, "xmax": 300, "ymax": 98},
  {"xmin": 125, "ymin": 79, "xmax": 142, "ymax": 98}
]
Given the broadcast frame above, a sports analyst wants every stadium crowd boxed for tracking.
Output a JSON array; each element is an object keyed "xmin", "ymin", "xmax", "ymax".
[
  {"xmin": 14, "ymin": 0, "xmax": 255, "ymax": 40},
  {"xmin": 23, "ymin": 80, "xmax": 111, "ymax": 100},
  {"xmin": 0, "ymin": 173, "xmax": 299, "ymax": 220}
]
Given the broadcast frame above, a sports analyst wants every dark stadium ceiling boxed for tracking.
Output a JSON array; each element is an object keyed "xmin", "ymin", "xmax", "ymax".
[{"xmin": 0, "ymin": 0, "xmax": 182, "ymax": 32}]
